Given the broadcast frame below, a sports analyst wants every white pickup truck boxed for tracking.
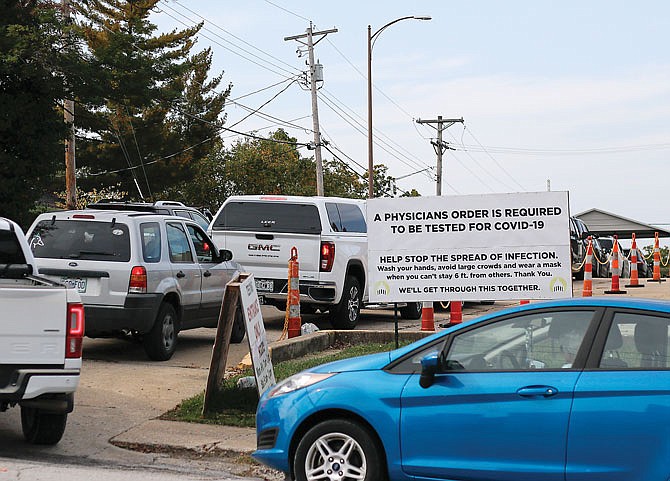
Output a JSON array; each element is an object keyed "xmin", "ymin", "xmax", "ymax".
[
  {"xmin": 0, "ymin": 217, "xmax": 84, "ymax": 444},
  {"xmin": 209, "ymin": 195, "xmax": 422, "ymax": 329}
]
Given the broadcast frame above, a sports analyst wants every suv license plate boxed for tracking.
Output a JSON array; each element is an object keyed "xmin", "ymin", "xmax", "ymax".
[
  {"xmin": 255, "ymin": 279, "xmax": 273, "ymax": 292},
  {"xmin": 61, "ymin": 277, "xmax": 87, "ymax": 293}
]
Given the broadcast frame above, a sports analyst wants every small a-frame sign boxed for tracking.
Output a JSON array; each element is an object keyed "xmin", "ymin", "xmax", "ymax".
[{"xmin": 202, "ymin": 273, "xmax": 276, "ymax": 415}]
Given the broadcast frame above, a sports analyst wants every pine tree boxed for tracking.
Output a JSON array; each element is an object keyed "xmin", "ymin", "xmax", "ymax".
[{"xmin": 73, "ymin": 0, "xmax": 229, "ymax": 200}]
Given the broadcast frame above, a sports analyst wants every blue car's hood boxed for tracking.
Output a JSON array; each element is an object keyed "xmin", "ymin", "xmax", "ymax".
[{"xmin": 309, "ymin": 351, "xmax": 392, "ymax": 373}]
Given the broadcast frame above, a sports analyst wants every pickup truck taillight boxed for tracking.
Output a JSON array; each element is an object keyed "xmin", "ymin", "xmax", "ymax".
[
  {"xmin": 66, "ymin": 303, "xmax": 85, "ymax": 358},
  {"xmin": 128, "ymin": 266, "xmax": 147, "ymax": 293},
  {"xmin": 320, "ymin": 241, "xmax": 335, "ymax": 272}
]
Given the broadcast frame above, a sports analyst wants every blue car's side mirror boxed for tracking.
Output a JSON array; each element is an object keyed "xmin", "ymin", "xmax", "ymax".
[{"xmin": 420, "ymin": 353, "xmax": 440, "ymax": 388}]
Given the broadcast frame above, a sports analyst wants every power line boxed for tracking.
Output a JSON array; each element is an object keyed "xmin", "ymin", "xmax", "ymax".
[
  {"xmin": 460, "ymin": 125, "xmax": 527, "ymax": 191},
  {"xmin": 158, "ymin": 5, "xmax": 297, "ymax": 79},
  {"xmin": 172, "ymin": 0, "xmax": 302, "ymax": 75},
  {"xmin": 226, "ymin": 78, "xmax": 299, "ymax": 130},
  {"xmin": 317, "ymin": 91, "xmax": 434, "ymax": 180},
  {"xmin": 263, "ymin": 0, "xmax": 311, "ymax": 22}
]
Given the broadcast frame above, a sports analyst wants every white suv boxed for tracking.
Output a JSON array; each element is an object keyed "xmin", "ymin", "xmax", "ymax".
[
  {"xmin": 27, "ymin": 210, "xmax": 244, "ymax": 361},
  {"xmin": 208, "ymin": 195, "xmax": 422, "ymax": 329}
]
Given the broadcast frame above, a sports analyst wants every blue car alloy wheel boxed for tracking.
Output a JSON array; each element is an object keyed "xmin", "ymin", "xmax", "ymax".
[{"xmin": 294, "ymin": 419, "xmax": 384, "ymax": 481}]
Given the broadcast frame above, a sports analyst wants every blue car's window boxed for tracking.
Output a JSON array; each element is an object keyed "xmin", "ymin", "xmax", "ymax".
[
  {"xmin": 600, "ymin": 313, "xmax": 670, "ymax": 369},
  {"xmin": 446, "ymin": 310, "xmax": 596, "ymax": 371}
]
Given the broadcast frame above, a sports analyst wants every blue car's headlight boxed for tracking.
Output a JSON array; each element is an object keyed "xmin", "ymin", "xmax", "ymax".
[{"xmin": 266, "ymin": 372, "xmax": 337, "ymax": 399}]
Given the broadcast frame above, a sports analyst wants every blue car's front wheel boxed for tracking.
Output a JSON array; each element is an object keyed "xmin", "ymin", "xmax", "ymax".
[{"xmin": 294, "ymin": 419, "xmax": 386, "ymax": 481}]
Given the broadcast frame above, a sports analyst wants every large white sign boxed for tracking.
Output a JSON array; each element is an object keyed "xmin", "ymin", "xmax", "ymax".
[
  {"xmin": 367, "ymin": 192, "xmax": 572, "ymax": 302},
  {"xmin": 239, "ymin": 274, "xmax": 276, "ymax": 396}
]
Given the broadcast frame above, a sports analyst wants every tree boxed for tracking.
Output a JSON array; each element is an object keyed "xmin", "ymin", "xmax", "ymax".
[
  {"xmin": 323, "ymin": 160, "xmax": 366, "ymax": 199},
  {"xmin": 73, "ymin": 0, "xmax": 229, "ymax": 200},
  {"xmin": 366, "ymin": 164, "xmax": 397, "ymax": 198},
  {"xmin": 221, "ymin": 129, "xmax": 316, "ymax": 196},
  {"xmin": 0, "ymin": 1, "xmax": 73, "ymax": 228}
]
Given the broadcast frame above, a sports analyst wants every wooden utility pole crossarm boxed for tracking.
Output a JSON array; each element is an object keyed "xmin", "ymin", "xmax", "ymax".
[{"xmin": 416, "ymin": 116, "xmax": 464, "ymax": 196}]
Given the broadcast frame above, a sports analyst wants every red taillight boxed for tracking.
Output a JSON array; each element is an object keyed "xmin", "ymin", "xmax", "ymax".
[
  {"xmin": 320, "ymin": 241, "xmax": 335, "ymax": 272},
  {"xmin": 66, "ymin": 303, "xmax": 85, "ymax": 359},
  {"xmin": 128, "ymin": 266, "xmax": 147, "ymax": 293}
]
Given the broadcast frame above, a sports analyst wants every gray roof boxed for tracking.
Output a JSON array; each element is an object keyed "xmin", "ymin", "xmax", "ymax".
[{"xmin": 575, "ymin": 208, "xmax": 670, "ymax": 239}]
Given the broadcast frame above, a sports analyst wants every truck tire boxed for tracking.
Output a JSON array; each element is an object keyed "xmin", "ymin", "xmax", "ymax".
[
  {"xmin": 400, "ymin": 302, "xmax": 423, "ymax": 320},
  {"xmin": 21, "ymin": 406, "xmax": 67, "ymax": 445},
  {"xmin": 330, "ymin": 276, "xmax": 361, "ymax": 330},
  {"xmin": 143, "ymin": 303, "xmax": 178, "ymax": 361},
  {"xmin": 230, "ymin": 306, "xmax": 246, "ymax": 344}
]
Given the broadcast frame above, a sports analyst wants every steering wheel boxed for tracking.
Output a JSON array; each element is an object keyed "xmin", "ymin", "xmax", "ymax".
[{"xmin": 499, "ymin": 349, "xmax": 521, "ymax": 369}]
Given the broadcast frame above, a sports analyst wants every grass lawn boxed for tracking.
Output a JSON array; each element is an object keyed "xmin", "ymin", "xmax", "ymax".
[{"xmin": 161, "ymin": 341, "xmax": 407, "ymax": 428}]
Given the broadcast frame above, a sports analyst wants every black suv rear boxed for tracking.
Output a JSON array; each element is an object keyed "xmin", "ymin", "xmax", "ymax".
[{"xmin": 87, "ymin": 201, "xmax": 212, "ymax": 231}]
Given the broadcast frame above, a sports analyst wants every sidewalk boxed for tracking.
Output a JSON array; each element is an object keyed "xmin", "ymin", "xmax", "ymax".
[{"xmin": 110, "ymin": 277, "xmax": 670, "ymax": 458}]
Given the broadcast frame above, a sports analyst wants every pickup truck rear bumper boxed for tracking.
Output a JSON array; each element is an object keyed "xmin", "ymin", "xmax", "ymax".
[
  {"xmin": 257, "ymin": 279, "xmax": 337, "ymax": 305},
  {"xmin": 0, "ymin": 369, "xmax": 79, "ymax": 412},
  {"xmin": 83, "ymin": 293, "xmax": 163, "ymax": 336}
]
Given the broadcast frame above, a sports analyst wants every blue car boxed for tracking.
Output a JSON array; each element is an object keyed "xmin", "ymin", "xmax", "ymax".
[{"xmin": 254, "ymin": 297, "xmax": 670, "ymax": 481}]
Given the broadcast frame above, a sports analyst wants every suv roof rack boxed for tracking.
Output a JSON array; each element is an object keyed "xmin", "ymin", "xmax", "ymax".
[{"xmin": 154, "ymin": 201, "xmax": 185, "ymax": 207}]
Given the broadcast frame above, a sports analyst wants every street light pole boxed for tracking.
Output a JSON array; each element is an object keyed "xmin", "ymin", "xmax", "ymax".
[{"xmin": 367, "ymin": 15, "xmax": 431, "ymax": 198}]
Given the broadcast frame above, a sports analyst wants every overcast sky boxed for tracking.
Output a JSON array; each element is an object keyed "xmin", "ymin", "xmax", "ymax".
[{"xmin": 153, "ymin": 0, "xmax": 670, "ymax": 229}]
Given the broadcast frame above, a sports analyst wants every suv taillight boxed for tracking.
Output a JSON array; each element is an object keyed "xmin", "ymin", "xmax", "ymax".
[
  {"xmin": 320, "ymin": 241, "xmax": 335, "ymax": 272},
  {"xmin": 129, "ymin": 266, "xmax": 147, "ymax": 293},
  {"xmin": 66, "ymin": 303, "xmax": 85, "ymax": 359}
]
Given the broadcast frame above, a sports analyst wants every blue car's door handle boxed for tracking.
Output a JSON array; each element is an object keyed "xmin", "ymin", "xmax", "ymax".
[{"xmin": 517, "ymin": 386, "xmax": 559, "ymax": 398}]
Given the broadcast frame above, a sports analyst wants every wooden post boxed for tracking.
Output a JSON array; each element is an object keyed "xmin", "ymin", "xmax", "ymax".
[{"xmin": 202, "ymin": 273, "xmax": 247, "ymax": 415}]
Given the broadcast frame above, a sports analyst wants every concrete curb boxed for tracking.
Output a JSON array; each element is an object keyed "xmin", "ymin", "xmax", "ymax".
[
  {"xmin": 240, "ymin": 328, "xmax": 437, "ymax": 367},
  {"xmin": 111, "ymin": 419, "xmax": 256, "ymax": 454}
]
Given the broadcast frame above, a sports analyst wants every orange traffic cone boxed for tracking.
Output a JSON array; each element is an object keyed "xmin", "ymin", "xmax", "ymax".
[
  {"xmin": 625, "ymin": 233, "xmax": 645, "ymax": 288},
  {"xmin": 421, "ymin": 301, "xmax": 435, "ymax": 331},
  {"xmin": 286, "ymin": 247, "xmax": 302, "ymax": 338},
  {"xmin": 648, "ymin": 232, "xmax": 665, "ymax": 283},
  {"xmin": 582, "ymin": 236, "xmax": 593, "ymax": 297},
  {"xmin": 605, "ymin": 235, "xmax": 627, "ymax": 294}
]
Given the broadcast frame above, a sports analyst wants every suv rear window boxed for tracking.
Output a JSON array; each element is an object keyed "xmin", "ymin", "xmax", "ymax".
[
  {"xmin": 29, "ymin": 220, "xmax": 131, "ymax": 262},
  {"xmin": 212, "ymin": 202, "xmax": 321, "ymax": 234}
]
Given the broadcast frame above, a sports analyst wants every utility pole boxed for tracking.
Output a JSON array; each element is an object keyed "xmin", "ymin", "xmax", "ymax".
[
  {"xmin": 416, "ymin": 116, "xmax": 464, "ymax": 195},
  {"xmin": 285, "ymin": 23, "xmax": 337, "ymax": 197},
  {"xmin": 62, "ymin": 0, "xmax": 76, "ymax": 209}
]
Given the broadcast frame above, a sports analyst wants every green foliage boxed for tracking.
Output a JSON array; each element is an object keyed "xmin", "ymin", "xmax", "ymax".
[
  {"xmin": 163, "ymin": 342, "xmax": 406, "ymax": 428},
  {"xmin": 220, "ymin": 129, "xmax": 316, "ymax": 197},
  {"xmin": 323, "ymin": 159, "xmax": 366, "ymax": 199},
  {"xmin": 73, "ymin": 0, "xmax": 230, "ymax": 201},
  {"xmin": 0, "ymin": 1, "xmax": 70, "ymax": 227},
  {"xmin": 55, "ymin": 183, "xmax": 128, "ymax": 209}
]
